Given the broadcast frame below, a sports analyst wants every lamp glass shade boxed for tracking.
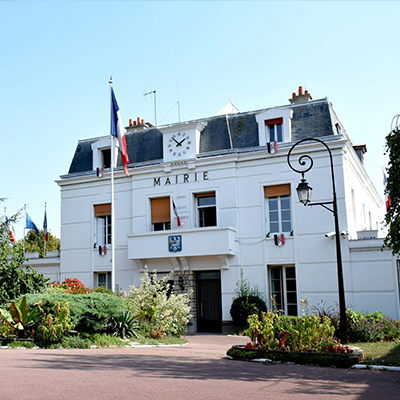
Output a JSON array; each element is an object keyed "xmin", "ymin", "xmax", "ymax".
[{"xmin": 296, "ymin": 179, "xmax": 313, "ymax": 205}]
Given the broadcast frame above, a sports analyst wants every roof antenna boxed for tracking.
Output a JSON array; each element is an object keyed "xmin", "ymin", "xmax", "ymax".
[
  {"xmin": 144, "ymin": 90, "xmax": 157, "ymax": 127},
  {"xmin": 175, "ymin": 68, "xmax": 181, "ymax": 123}
]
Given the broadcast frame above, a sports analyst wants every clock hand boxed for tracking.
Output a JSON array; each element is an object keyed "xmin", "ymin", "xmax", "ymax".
[
  {"xmin": 172, "ymin": 137, "xmax": 180, "ymax": 145},
  {"xmin": 177, "ymin": 138, "xmax": 186, "ymax": 146}
]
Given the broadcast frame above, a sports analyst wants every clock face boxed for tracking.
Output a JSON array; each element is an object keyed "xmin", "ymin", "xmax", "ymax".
[{"xmin": 167, "ymin": 132, "xmax": 192, "ymax": 158}]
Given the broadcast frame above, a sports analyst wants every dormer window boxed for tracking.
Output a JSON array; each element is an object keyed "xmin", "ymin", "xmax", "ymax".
[
  {"xmin": 91, "ymin": 137, "xmax": 118, "ymax": 173},
  {"xmin": 101, "ymin": 148, "xmax": 111, "ymax": 169},
  {"xmin": 256, "ymin": 109, "xmax": 293, "ymax": 147},
  {"xmin": 265, "ymin": 118, "xmax": 283, "ymax": 143}
]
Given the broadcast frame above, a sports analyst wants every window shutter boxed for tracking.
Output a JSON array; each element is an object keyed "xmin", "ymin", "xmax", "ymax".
[
  {"xmin": 94, "ymin": 203, "xmax": 111, "ymax": 217},
  {"xmin": 264, "ymin": 184, "xmax": 290, "ymax": 198},
  {"xmin": 151, "ymin": 197, "xmax": 171, "ymax": 223},
  {"xmin": 264, "ymin": 118, "xmax": 283, "ymax": 126},
  {"xmin": 195, "ymin": 192, "xmax": 215, "ymax": 198}
]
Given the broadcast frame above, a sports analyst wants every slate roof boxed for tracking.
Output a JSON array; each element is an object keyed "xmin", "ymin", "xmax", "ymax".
[{"xmin": 66, "ymin": 98, "xmax": 345, "ymax": 176}]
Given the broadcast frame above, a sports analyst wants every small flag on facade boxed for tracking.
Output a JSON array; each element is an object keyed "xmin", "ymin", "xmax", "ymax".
[
  {"xmin": 274, "ymin": 233, "xmax": 285, "ymax": 246},
  {"xmin": 5, "ymin": 216, "xmax": 16, "ymax": 243},
  {"xmin": 99, "ymin": 245, "xmax": 107, "ymax": 256},
  {"xmin": 267, "ymin": 141, "xmax": 278, "ymax": 154},
  {"xmin": 96, "ymin": 166, "xmax": 104, "ymax": 178},
  {"xmin": 43, "ymin": 207, "xmax": 48, "ymax": 242},
  {"xmin": 172, "ymin": 199, "xmax": 182, "ymax": 227},
  {"xmin": 383, "ymin": 170, "xmax": 391, "ymax": 212},
  {"xmin": 26, "ymin": 213, "xmax": 39, "ymax": 236},
  {"xmin": 110, "ymin": 87, "xmax": 130, "ymax": 176}
]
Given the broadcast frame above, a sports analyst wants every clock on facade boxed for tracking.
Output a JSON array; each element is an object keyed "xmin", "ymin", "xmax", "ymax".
[{"xmin": 167, "ymin": 132, "xmax": 192, "ymax": 158}]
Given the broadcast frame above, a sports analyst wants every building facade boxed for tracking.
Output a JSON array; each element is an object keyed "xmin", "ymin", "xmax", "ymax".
[{"xmin": 56, "ymin": 88, "xmax": 400, "ymax": 332}]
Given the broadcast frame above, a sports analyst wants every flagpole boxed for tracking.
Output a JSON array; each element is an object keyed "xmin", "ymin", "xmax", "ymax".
[
  {"xmin": 109, "ymin": 76, "xmax": 116, "ymax": 293},
  {"xmin": 23, "ymin": 204, "xmax": 26, "ymax": 256},
  {"xmin": 44, "ymin": 203, "xmax": 46, "ymax": 257}
]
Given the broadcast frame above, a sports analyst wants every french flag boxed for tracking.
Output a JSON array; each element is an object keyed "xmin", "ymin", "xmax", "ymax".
[
  {"xmin": 5, "ymin": 217, "xmax": 16, "ymax": 243},
  {"xmin": 172, "ymin": 199, "xmax": 182, "ymax": 227},
  {"xmin": 110, "ymin": 87, "xmax": 129, "ymax": 176},
  {"xmin": 384, "ymin": 171, "xmax": 391, "ymax": 212}
]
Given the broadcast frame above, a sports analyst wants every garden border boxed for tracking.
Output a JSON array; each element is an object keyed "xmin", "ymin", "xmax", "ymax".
[{"xmin": 227, "ymin": 345, "xmax": 362, "ymax": 368}]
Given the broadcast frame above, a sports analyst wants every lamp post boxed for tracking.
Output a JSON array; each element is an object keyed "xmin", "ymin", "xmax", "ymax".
[{"xmin": 287, "ymin": 138, "xmax": 348, "ymax": 343}]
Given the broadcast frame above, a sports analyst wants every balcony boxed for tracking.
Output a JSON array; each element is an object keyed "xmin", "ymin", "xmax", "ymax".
[{"xmin": 127, "ymin": 226, "xmax": 236, "ymax": 261}]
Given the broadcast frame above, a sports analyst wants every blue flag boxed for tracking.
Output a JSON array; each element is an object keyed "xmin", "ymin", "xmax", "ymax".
[{"xmin": 26, "ymin": 213, "xmax": 39, "ymax": 236}]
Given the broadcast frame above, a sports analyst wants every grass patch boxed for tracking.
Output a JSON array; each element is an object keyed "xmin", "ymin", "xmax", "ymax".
[
  {"xmin": 356, "ymin": 341, "xmax": 400, "ymax": 366},
  {"xmin": 8, "ymin": 340, "xmax": 37, "ymax": 349},
  {"xmin": 1, "ymin": 334, "xmax": 188, "ymax": 349}
]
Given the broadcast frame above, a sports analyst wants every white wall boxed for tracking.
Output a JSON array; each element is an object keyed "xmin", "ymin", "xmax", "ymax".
[{"xmin": 57, "ymin": 136, "xmax": 399, "ymax": 324}]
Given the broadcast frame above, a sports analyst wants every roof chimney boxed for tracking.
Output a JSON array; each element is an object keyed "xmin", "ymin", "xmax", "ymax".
[
  {"xmin": 289, "ymin": 86, "xmax": 313, "ymax": 105},
  {"xmin": 127, "ymin": 117, "xmax": 154, "ymax": 129}
]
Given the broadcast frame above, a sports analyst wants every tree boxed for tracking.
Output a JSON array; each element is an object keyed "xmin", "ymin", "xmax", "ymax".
[
  {"xmin": 0, "ymin": 201, "xmax": 49, "ymax": 305},
  {"xmin": 383, "ymin": 128, "xmax": 400, "ymax": 254},
  {"xmin": 22, "ymin": 229, "xmax": 60, "ymax": 258},
  {"xmin": 0, "ymin": 200, "xmax": 19, "ymax": 249}
]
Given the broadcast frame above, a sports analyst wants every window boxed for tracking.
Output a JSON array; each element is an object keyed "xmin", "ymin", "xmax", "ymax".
[
  {"xmin": 94, "ymin": 204, "xmax": 111, "ymax": 245},
  {"xmin": 256, "ymin": 109, "xmax": 292, "ymax": 146},
  {"xmin": 151, "ymin": 197, "xmax": 171, "ymax": 231},
  {"xmin": 265, "ymin": 118, "xmax": 283, "ymax": 143},
  {"xmin": 335, "ymin": 123, "xmax": 342, "ymax": 136},
  {"xmin": 96, "ymin": 272, "xmax": 111, "ymax": 289},
  {"xmin": 101, "ymin": 148, "xmax": 111, "ymax": 169},
  {"xmin": 269, "ymin": 266, "xmax": 297, "ymax": 316},
  {"xmin": 265, "ymin": 184, "xmax": 291, "ymax": 234},
  {"xmin": 196, "ymin": 192, "xmax": 216, "ymax": 227}
]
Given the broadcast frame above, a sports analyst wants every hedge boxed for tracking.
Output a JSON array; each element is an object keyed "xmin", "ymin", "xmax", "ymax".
[
  {"xmin": 227, "ymin": 346, "xmax": 357, "ymax": 368},
  {"xmin": 24, "ymin": 292, "xmax": 126, "ymax": 334}
]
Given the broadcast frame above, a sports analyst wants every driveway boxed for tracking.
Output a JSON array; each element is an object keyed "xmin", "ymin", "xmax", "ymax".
[{"xmin": 0, "ymin": 334, "xmax": 399, "ymax": 399}]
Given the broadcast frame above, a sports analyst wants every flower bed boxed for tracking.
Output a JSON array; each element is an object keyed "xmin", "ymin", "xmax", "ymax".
[{"xmin": 227, "ymin": 345, "xmax": 360, "ymax": 368}]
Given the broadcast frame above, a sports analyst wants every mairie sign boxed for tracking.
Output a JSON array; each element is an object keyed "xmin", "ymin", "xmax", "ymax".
[{"xmin": 168, "ymin": 235, "xmax": 182, "ymax": 253}]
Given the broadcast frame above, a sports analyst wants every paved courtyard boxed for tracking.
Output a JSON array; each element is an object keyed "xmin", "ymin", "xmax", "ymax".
[{"xmin": 0, "ymin": 334, "xmax": 399, "ymax": 399}]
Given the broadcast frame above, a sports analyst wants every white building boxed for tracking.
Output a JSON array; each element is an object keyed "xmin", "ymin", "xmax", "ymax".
[{"xmin": 54, "ymin": 87, "xmax": 399, "ymax": 333}]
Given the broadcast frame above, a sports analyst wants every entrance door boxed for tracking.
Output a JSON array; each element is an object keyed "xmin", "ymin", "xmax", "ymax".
[{"xmin": 196, "ymin": 271, "xmax": 222, "ymax": 333}]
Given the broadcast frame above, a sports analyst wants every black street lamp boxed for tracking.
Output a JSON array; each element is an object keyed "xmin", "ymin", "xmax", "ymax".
[{"xmin": 287, "ymin": 138, "xmax": 348, "ymax": 343}]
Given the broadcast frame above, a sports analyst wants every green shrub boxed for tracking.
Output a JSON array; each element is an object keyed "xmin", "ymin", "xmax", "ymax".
[
  {"xmin": 9, "ymin": 296, "xmax": 42, "ymax": 338},
  {"xmin": 381, "ymin": 317, "xmax": 400, "ymax": 340},
  {"xmin": 112, "ymin": 310, "xmax": 143, "ymax": 339},
  {"xmin": 226, "ymin": 346, "xmax": 356, "ymax": 368},
  {"xmin": 60, "ymin": 333, "xmax": 124, "ymax": 349},
  {"xmin": 88, "ymin": 333, "xmax": 124, "ymax": 347},
  {"xmin": 91, "ymin": 286, "xmax": 115, "ymax": 295},
  {"xmin": 8, "ymin": 340, "xmax": 36, "ymax": 349},
  {"xmin": 36, "ymin": 300, "xmax": 74, "ymax": 344},
  {"xmin": 0, "ymin": 242, "xmax": 49, "ymax": 305},
  {"xmin": 24, "ymin": 292, "xmax": 126, "ymax": 334},
  {"xmin": 60, "ymin": 336, "xmax": 92, "ymax": 349},
  {"xmin": 266, "ymin": 351, "xmax": 356, "ymax": 368},
  {"xmin": 230, "ymin": 295, "xmax": 267, "ymax": 329},
  {"xmin": 284, "ymin": 315, "xmax": 335, "ymax": 351},
  {"xmin": 245, "ymin": 312, "xmax": 275, "ymax": 346},
  {"xmin": 0, "ymin": 308, "xmax": 14, "ymax": 338},
  {"xmin": 346, "ymin": 309, "xmax": 400, "ymax": 343},
  {"xmin": 227, "ymin": 347, "xmax": 263, "ymax": 361},
  {"xmin": 127, "ymin": 269, "xmax": 191, "ymax": 337},
  {"xmin": 244, "ymin": 311, "xmax": 335, "ymax": 352}
]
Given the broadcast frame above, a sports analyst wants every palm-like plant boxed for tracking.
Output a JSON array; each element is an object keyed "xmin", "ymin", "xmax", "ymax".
[{"xmin": 112, "ymin": 310, "xmax": 142, "ymax": 339}]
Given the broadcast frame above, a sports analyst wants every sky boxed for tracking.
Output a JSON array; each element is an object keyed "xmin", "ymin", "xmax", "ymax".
[{"xmin": 1, "ymin": 1, "xmax": 398, "ymax": 240}]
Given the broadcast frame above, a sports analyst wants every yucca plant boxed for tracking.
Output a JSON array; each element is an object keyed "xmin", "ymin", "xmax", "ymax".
[{"xmin": 112, "ymin": 310, "xmax": 142, "ymax": 339}]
